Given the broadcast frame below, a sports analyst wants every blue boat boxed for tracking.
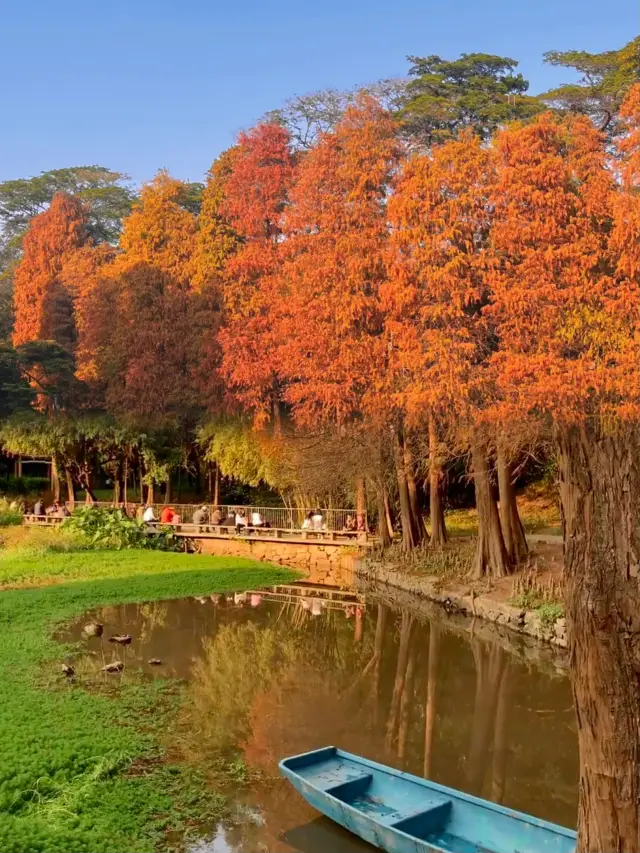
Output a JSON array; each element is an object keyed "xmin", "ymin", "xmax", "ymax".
[{"xmin": 279, "ymin": 747, "xmax": 577, "ymax": 853}]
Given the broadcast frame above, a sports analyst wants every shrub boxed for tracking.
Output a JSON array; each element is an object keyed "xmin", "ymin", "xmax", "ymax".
[
  {"xmin": 0, "ymin": 498, "xmax": 23, "ymax": 527},
  {"xmin": 63, "ymin": 506, "xmax": 180, "ymax": 551},
  {"xmin": 0, "ymin": 475, "xmax": 50, "ymax": 496}
]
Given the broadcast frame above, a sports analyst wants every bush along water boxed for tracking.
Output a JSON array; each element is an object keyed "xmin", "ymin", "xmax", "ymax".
[
  {"xmin": 63, "ymin": 507, "xmax": 180, "ymax": 551},
  {"xmin": 0, "ymin": 497, "xmax": 23, "ymax": 527},
  {"xmin": 0, "ymin": 556, "xmax": 296, "ymax": 852}
]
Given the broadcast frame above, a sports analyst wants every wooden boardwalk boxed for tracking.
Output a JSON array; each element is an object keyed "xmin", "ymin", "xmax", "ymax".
[{"xmin": 23, "ymin": 515, "xmax": 375, "ymax": 548}]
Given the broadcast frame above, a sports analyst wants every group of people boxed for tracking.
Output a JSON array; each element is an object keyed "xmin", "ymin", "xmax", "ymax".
[{"xmin": 31, "ymin": 498, "xmax": 71, "ymax": 519}]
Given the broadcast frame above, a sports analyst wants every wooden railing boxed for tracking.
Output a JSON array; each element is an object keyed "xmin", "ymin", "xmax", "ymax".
[{"xmin": 23, "ymin": 514, "xmax": 374, "ymax": 547}]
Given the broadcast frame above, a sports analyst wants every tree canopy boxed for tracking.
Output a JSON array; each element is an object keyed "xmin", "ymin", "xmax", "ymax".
[
  {"xmin": 401, "ymin": 52, "xmax": 542, "ymax": 144},
  {"xmin": 541, "ymin": 36, "xmax": 640, "ymax": 132}
]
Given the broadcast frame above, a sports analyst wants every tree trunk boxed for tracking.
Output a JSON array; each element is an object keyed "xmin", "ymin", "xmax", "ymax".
[
  {"xmin": 491, "ymin": 664, "xmax": 511, "ymax": 804},
  {"xmin": 65, "ymin": 468, "xmax": 75, "ymax": 508},
  {"xmin": 272, "ymin": 398, "xmax": 282, "ymax": 436},
  {"xmin": 354, "ymin": 606, "xmax": 364, "ymax": 643},
  {"xmin": 82, "ymin": 465, "xmax": 97, "ymax": 503},
  {"xmin": 213, "ymin": 464, "xmax": 220, "ymax": 507},
  {"xmin": 496, "ymin": 447, "xmax": 528, "ymax": 564},
  {"xmin": 394, "ymin": 427, "xmax": 424, "ymax": 551},
  {"xmin": 165, "ymin": 477, "xmax": 171, "ymax": 504},
  {"xmin": 51, "ymin": 456, "xmax": 61, "ymax": 503},
  {"xmin": 470, "ymin": 442, "xmax": 511, "ymax": 579},
  {"xmin": 123, "ymin": 458, "xmax": 128, "ymax": 507},
  {"xmin": 404, "ymin": 439, "xmax": 424, "ymax": 539},
  {"xmin": 147, "ymin": 481, "xmax": 154, "ymax": 505},
  {"xmin": 386, "ymin": 612, "xmax": 413, "ymax": 749},
  {"xmin": 375, "ymin": 483, "xmax": 393, "ymax": 548},
  {"xmin": 398, "ymin": 640, "xmax": 417, "ymax": 762},
  {"xmin": 373, "ymin": 604, "xmax": 387, "ymax": 726},
  {"xmin": 383, "ymin": 489, "xmax": 395, "ymax": 541},
  {"xmin": 468, "ymin": 641, "xmax": 505, "ymax": 795},
  {"xmin": 555, "ymin": 421, "xmax": 640, "ymax": 853},
  {"xmin": 428, "ymin": 411, "xmax": 447, "ymax": 547},
  {"xmin": 356, "ymin": 476, "xmax": 367, "ymax": 531},
  {"xmin": 424, "ymin": 622, "xmax": 440, "ymax": 778}
]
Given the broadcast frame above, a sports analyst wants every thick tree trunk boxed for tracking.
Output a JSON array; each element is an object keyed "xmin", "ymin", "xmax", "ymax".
[
  {"xmin": 491, "ymin": 664, "xmax": 511, "ymax": 804},
  {"xmin": 386, "ymin": 612, "xmax": 413, "ymax": 749},
  {"xmin": 468, "ymin": 642, "xmax": 505, "ymax": 795},
  {"xmin": 424, "ymin": 622, "xmax": 440, "ymax": 778},
  {"xmin": 428, "ymin": 411, "xmax": 447, "ymax": 547},
  {"xmin": 51, "ymin": 457, "xmax": 61, "ymax": 503},
  {"xmin": 372, "ymin": 604, "xmax": 387, "ymax": 726},
  {"xmin": 375, "ymin": 483, "xmax": 393, "ymax": 548},
  {"xmin": 165, "ymin": 477, "xmax": 171, "ymax": 504},
  {"xmin": 404, "ymin": 439, "xmax": 424, "ymax": 539},
  {"xmin": 82, "ymin": 466, "xmax": 97, "ymax": 503},
  {"xmin": 397, "ymin": 640, "xmax": 417, "ymax": 762},
  {"xmin": 394, "ymin": 428, "xmax": 424, "ymax": 551},
  {"xmin": 497, "ymin": 447, "xmax": 528, "ymax": 564},
  {"xmin": 356, "ymin": 476, "xmax": 367, "ymax": 531},
  {"xmin": 470, "ymin": 443, "xmax": 511, "ymax": 579},
  {"xmin": 65, "ymin": 469, "xmax": 75, "ymax": 508},
  {"xmin": 147, "ymin": 481, "xmax": 154, "ymax": 505},
  {"xmin": 555, "ymin": 421, "xmax": 640, "ymax": 853},
  {"xmin": 383, "ymin": 489, "xmax": 395, "ymax": 541}
]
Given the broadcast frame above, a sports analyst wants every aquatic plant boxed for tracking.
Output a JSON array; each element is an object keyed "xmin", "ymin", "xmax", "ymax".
[{"xmin": 0, "ymin": 553, "xmax": 295, "ymax": 851}]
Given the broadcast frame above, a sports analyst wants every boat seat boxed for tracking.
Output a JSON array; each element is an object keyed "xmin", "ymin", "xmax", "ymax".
[
  {"xmin": 324, "ymin": 773, "xmax": 374, "ymax": 800},
  {"xmin": 389, "ymin": 800, "xmax": 453, "ymax": 837}
]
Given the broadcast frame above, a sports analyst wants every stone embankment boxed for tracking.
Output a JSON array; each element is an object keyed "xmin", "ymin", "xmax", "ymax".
[{"xmin": 356, "ymin": 559, "xmax": 567, "ymax": 649}]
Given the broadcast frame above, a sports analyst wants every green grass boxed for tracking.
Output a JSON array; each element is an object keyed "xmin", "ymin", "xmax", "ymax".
[{"xmin": 0, "ymin": 537, "xmax": 296, "ymax": 852}]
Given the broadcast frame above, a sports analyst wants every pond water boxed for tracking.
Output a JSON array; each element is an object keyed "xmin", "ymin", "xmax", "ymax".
[{"xmin": 61, "ymin": 579, "xmax": 578, "ymax": 852}]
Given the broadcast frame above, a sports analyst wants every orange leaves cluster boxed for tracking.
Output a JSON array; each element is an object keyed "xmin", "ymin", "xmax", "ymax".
[
  {"xmin": 10, "ymin": 84, "xmax": 640, "ymax": 431},
  {"xmin": 13, "ymin": 192, "xmax": 88, "ymax": 349}
]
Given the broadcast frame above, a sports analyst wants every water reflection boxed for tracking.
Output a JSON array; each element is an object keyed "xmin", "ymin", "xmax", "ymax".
[{"xmin": 62, "ymin": 585, "xmax": 577, "ymax": 852}]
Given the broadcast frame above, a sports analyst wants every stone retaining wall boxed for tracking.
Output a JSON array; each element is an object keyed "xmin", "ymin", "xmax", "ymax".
[
  {"xmin": 356, "ymin": 562, "xmax": 567, "ymax": 648},
  {"xmin": 197, "ymin": 535, "xmax": 361, "ymax": 585}
]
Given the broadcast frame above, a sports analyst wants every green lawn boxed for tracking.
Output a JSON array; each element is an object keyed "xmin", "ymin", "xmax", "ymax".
[{"xmin": 0, "ymin": 539, "xmax": 296, "ymax": 852}]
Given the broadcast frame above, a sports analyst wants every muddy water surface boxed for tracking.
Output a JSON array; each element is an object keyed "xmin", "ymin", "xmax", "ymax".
[{"xmin": 62, "ymin": 578, "xmax": 577, "ymax": 853}]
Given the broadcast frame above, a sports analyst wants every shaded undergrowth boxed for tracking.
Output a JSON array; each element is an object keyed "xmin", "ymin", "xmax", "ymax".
[{"xmin": 0, "ymin": 556, "xmax": 295, "ymax": 852}]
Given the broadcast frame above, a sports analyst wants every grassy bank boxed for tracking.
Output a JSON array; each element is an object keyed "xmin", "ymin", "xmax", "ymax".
[{"xmin": 0, "ymin": 534, "xmax": 296, "ymax": 852}]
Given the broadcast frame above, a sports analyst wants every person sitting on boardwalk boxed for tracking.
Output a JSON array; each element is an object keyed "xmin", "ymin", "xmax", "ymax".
[
  {"xmin": 160, "ymin": 506, "xmax": 175, "ymax": 524},
  {"xmin": 224, "ymin": 510, "xmax": 236, "ymax": 527},
  {"xmin": 311, "ymin": 510, "xmax": 325, "ymax": 531},
  {"xmin": 356, "ymin": 514, "xmax": 367, "ymax": 533},
  {"xmin": 342, "ymin": 515, "xmax": 356, "ymax": 532},
  {"xmin": 235, "ymin": 509, "xmax": 248, "ymax": 533},
  {"xmin": 192, "ymin": 505, "xmax": 208, "ymax": 525},
  {"xmin": 143, "ymin": 504, "xmax": 157, "ymax": 523},
  {"xmin": 211, "ymin": 507, "xmax": 222, "ymax": 525},
  {"xmin": 33, "ymin": 498, "xmax": 44, "ymax": 517},
  {"xmin": 301, "ymin": 511, "xmax": 313, "ymax": 530},
  {"xmin": 251, "ymin": 510, "xmax": 265, "ymax": 527}
]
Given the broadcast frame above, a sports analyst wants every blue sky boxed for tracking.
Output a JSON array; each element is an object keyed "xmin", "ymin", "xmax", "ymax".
[{"xmin": 1, "ymin": 0, "xmax": 637, "ymax": 187}]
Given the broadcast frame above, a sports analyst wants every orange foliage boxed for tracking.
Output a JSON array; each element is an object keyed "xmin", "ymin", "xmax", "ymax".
[
  {"xmin": 219, "ymin": 124, "xmax": 296, "ymax": 421},
  {"xmin": 385, "ymin": 132, "xmax": 495, "ymax": 425},
  {"xmin": 12, "ymin": 192, "xmax": 88, "ymax": 349},
  {"xmin": 192, "ymin": 147, "xmax": 240, "ymax": 291},
  {"xmin": 61, "ymin": 243, "xmax": 117, "ymax": 383},
  {"xmin": 117, "ymin": 170, "xmax": 197, "ymax": 286},
  {"xmin": 487, "ymin": 111, "xmax": 640, "ymax": 420},
  {"xmin": 274, "ymin": 98, "xmax": 401, "ymax": 426}
]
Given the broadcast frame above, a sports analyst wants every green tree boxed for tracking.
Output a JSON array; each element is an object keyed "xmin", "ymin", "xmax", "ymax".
[
  {"xmin": 541, "ymin": 37, "xmax": 640, "ymax": 132},
  {"xmin": 401, "ymin": 52, "xmax": 542, "ymax": 144},
  {"xmin": 0, "ymin": 165, "xmax": 135, "ymax": 253}
]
